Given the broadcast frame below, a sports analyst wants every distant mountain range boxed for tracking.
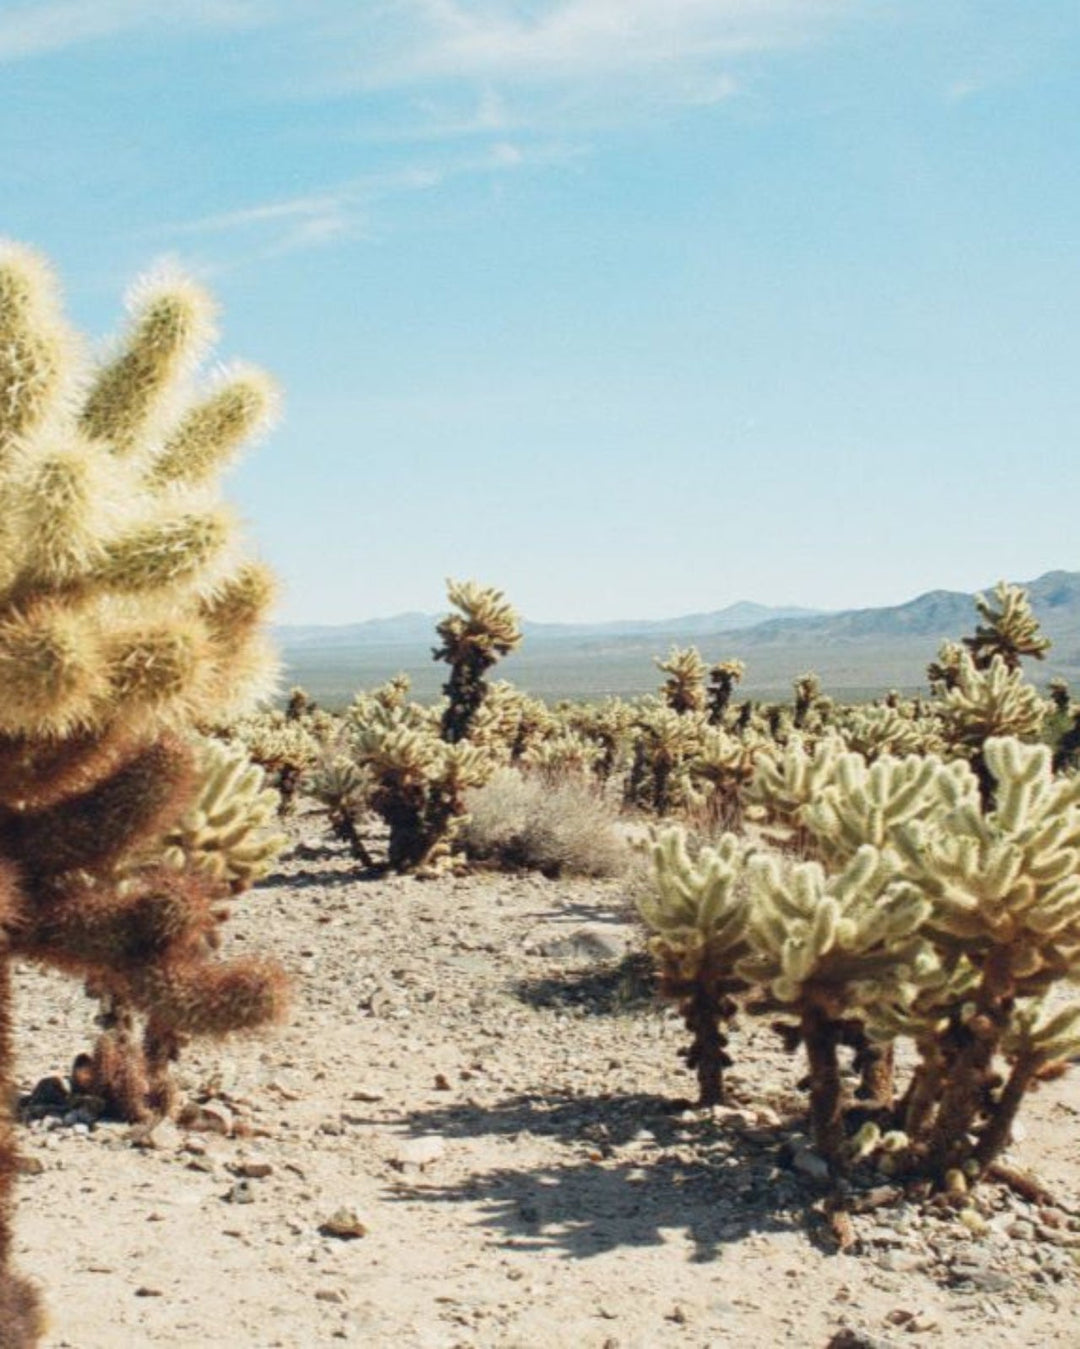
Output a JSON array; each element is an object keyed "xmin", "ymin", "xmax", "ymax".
[
  {"xmin": 276, "ymin": 570, "xmax": 1080, "ymax": 706},
  {"xmin": 277, "ymin": 599, "xmax": 820, "ymax": 649}
]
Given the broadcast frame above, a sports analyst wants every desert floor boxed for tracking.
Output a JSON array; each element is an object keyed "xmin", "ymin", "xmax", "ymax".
[{"xmin": 11, "ymin": 812, "xmax": 1080, "ymax": 1349}]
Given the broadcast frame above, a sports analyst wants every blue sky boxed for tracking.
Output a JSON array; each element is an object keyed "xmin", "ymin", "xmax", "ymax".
[{"xmin": 4, "ymin": 1, "xmax": 1078, "ymax": 624}]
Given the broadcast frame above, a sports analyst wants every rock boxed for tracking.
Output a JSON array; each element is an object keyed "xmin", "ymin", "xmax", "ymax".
[
  {"xmin": 827, "ymin": 1331, "xmax": 901, "ymax": 1349},
  {"xmin": 947, "ymin": 1259, "xmax": 1013, "ymax": 1293},
  {"xmin": 224, "ymin": 1180, "xmax": 255, "ymax": 1204},
  {"xmin": 25, "ymin": 1076, "xmax": 69, "ymax": 1113},
  {"xmin": 16, "ymin": 1155, "xmax": 45, "ymax": 1176},
  {"xmin": 319, "ymin": 1207, "xmax": 369, "ymax": 1240},
  {"xmin": 529, "ymin": 927, "xmax": 629, "ymax": 962},
  {"xmin": 233, "ymin": 1155, "xmax": 274, "ymax": 1179},
  {"xmin": 793, "ymin": 1148, "xmax": 831, "ymax": 1183},
  {"xmin": 179, "ymin": 1102, "xmax": 234, "ymax": 1136}
]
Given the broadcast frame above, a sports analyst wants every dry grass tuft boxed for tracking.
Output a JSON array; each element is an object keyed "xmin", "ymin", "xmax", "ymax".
[{"xmin": 461, "ymin": 767, "xmax": 627, "ymax": 878}]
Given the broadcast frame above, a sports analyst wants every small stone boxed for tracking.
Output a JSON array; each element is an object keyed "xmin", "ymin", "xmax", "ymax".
[
  {"xmin": 884, "ymin": 1309, "xmax": 915, "ymax": 1327},
  {"xmin": 234, "ymin": 1156, "xmax": 273, "ymax": 1179},
  {"xmin": 319, "ymin": 1207, "xmax": 368, "ymax": 1240},
  {"xmin": 179, "ymin": 1102, "xmax": 234, "ymax": 1137},
  {"xmin": 793, "ymin": 1148, "xmax": 831, "ymax": 1183},
  {"xmin": 224, "ymin": 1180, "xmax": 255, "ymax": 1205},
  {"xmin": 433, "ymin": 1074, "xmax": 452, "ymax": 1091},
  {"xmin": 315, "ymin": 1288, "xmax": 346, "ymax": 1304},
  {"xmin": 16, "ymin": 1155, "xmax": 45, "ymax": 1176},
  {"xmin": 135, "ymin": 1287, "xmax": 163, "ymax": 1298}
]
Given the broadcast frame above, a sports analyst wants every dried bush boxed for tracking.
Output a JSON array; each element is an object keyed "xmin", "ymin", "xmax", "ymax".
[{"xmin": 461, "ymin": 767, "xmax": 627, "ymax": 878}]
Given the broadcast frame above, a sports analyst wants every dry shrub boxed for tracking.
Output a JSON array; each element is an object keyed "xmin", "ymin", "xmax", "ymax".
[{"xmin": 462, "ymin": 768, "xmax": 627, "ymax": 878}]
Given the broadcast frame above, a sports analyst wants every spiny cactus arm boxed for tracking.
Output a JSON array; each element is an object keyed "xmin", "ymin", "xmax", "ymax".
[
  {"xmin": 0, "ymin": 239, "xmax": 76, "ymax": 450},
  {"xmin": 641, "ymin": 828, "xmax": 747, "ymax": 940},
  {"xmin": 79, "ymin": 268, "xmax": 217, "ymax": 456},
  {"xmin": 122, "ymin": 954, "xmax": 289, "ymax": 1037},
  {"xmin": 435, "ymin": 579, "xmax": 523, "ymax": 661},
  {"xmin": 147, "ymin": 364, "xmax": 279, "ymax": 488}
]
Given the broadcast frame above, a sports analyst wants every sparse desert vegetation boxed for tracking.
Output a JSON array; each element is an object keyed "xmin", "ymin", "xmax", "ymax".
[{"xmin": 4, "ymin": 248, "xmax": 1080, "ymax": 1349}]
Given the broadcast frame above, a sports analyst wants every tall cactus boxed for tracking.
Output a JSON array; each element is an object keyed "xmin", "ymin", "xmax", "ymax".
[
  {"xmin": 434, "ymin": 580, "xmax": 522, "ymax": 743},
  {"xmin": 656, "ymin": 645, "xmax": 708, "ymax": 715},
  {"xmin": 0, "ymin": 242, "xmax": 286, "ymax": 1343}
]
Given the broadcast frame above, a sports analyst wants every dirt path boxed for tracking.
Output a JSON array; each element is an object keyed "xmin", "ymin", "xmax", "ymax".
[{"xmin": 10, "ymin": 815, "xmax": 1080, "ymax": 1348}]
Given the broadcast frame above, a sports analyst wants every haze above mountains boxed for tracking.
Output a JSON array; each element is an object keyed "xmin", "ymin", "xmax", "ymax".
[{"xmin": 277, "ymin": 570, "xmax": 1080, "ymax": 706}]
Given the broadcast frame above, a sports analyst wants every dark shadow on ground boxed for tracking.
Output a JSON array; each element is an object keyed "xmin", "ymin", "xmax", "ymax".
[
  {"xmin": 513, "ymin": 952, "xmax": 658, "ymax": 1016},
  {"xmin": 378, "ymin": 1088, "xmax": 832, "ymax": 1262},
  {"xmin": 259, "ymin": 865, "xmax": 369, "ymax": 891}
]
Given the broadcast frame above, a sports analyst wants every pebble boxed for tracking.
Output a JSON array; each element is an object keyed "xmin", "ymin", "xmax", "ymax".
[{"xmin": 319, "ymin": 1207, "xmax": 369, "ymax": 1240}]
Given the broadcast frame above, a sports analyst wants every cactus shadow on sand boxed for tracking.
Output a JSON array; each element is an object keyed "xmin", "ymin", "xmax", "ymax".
[{"xmin": 383, "ymin": 1090, "xmax": 829, "ymax": 1262}]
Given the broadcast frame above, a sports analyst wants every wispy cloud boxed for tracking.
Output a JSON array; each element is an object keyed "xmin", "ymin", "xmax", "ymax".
[
  {"xmin": 0, "ymin": 0, "xmax": 267, "ymax": 63},
  {"xmin": 154, "ymin": 140, "xmax": 573, "ymax": 268},
  {"xmin": 359, "ymin": 0, "xmax": 845, "ymax": 87}
]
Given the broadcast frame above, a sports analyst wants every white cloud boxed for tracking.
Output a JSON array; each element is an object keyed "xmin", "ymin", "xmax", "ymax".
[
  {"xmin": 365, "ymin": 0, "xmax": 844, "ymax": 86},
  {"xmin": 0, "ymin": 0, "xmax": 267, "ymax": 62}
]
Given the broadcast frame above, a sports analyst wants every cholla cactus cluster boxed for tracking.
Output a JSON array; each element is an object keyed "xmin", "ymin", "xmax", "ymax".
[
  {"xmin": 0, "ymin": 243, "xmax": 288, "ymax": 1342},
  {"xmin": 641, "ymin": 735, "xmax": 1080, "ymax": 1187}
]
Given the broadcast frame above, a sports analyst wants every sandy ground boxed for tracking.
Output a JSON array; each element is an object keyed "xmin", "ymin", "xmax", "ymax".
[{"xmin": 9, "ymin": 813, "xmax": 1080, "ymax": 1349}]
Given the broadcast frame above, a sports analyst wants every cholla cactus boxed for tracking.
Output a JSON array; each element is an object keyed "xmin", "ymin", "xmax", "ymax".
[
  {"xmin": 353, "ymin": 704, "xmax": 492, "ymax": 871},
  {"xmin": 467, "ymin": 680, "xmax": 553, "ymax": 765},
  {"xmin": 161, "ymin": 736, "xmax": 286, "ymax": 890},
  {"xmin": 927, "ymin": 639, "xmax": 964, "ymax": 694},
  {"xmin": 964, "ymin": 581, "xmax": 1051, "ymax": 671},
  {"xmin": 707, "ymin": 659, "xmax": 745, "ymax": 725},
  {"xmin": 224, "ymin": 709, "xmax": 324, "ymax": 815},
  {"xmin": 681, "ymin": 726, "xmax": 763, "ymax": 832},
  {"xmin": 567, "ymin": 696, "xmax": 636, "ymax": 781},
  {"xmin": 739, "ymin": 848, "xmax": 932, "ymax": 1166},
  {"xmin": 308, "ymin": 755, "xmax": 372, "ymax": 864},
  {"xmin": 521, "ymin": 730, "xmax": 601, "ymax": 781},
  {"xmin": 0, "ymin": 242, "xmax": 286, "ymax": 1342},
  {"xmin": 793, "ymin": 671, "xmax": 827, "ymax": 730},
  {"xmin": 625, "ymin": 705, "xmax": 705, "ymax": 815},
  {"xmin": 836, "ymin": 703, "xmax": 943, "ymax": 761},
  {"xmin": 434, "ymin": 580, "xmax": 522, "ymax": 743},
  {"xmin": 656, "ymin": 646, "xmax": 708, "ymax": 715},
  {"xmin": 940, "ymin": 651, "xmax": 1044, "ymax": 807},
  {"xmin": 745, "ymin": 734, "xmax": 843, "ymax": 850},
  {"xmin": 887, "ymin": 738, "xmax": 1080, "ymax": 1173},
  {"xmin": 801, "ymin": 751, "xmax": 977, "ymax": 871},
  {"xmin": 640, "ymin": 828, "xmax": 751, "ymax": 1104}
]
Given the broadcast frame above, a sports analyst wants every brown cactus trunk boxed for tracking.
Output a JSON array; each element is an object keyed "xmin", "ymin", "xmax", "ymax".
[{"xmin": 801, "ymin": 998, "xmax": 845, "ymax": 1172}]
